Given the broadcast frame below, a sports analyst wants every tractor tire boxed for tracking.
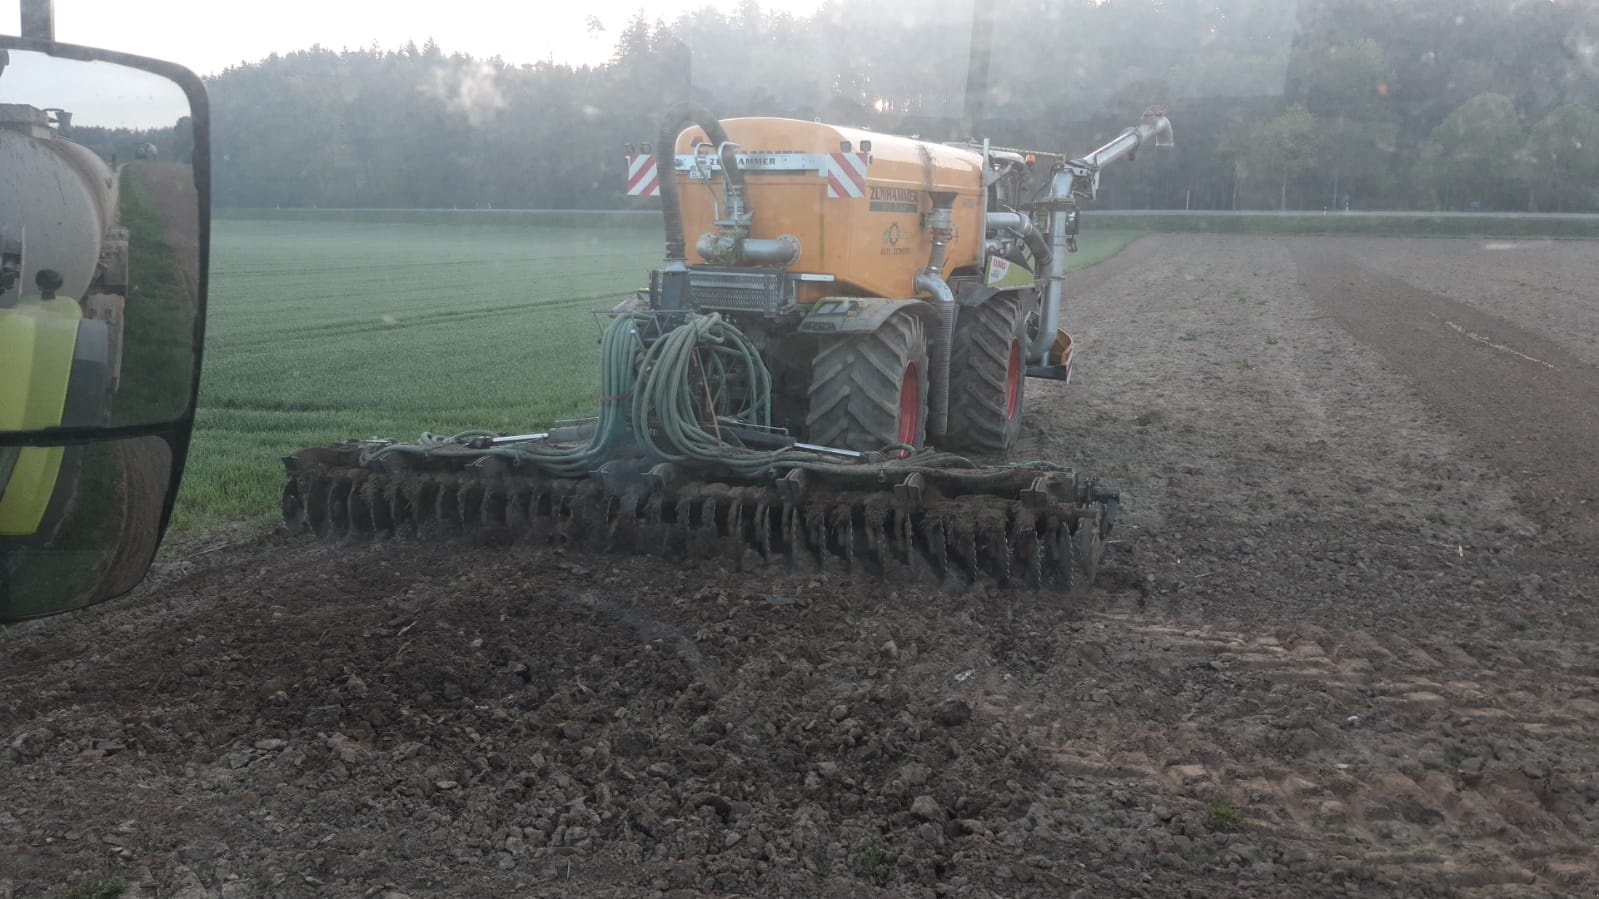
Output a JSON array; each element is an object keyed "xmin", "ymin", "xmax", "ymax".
[
  {"xmin": 805, "ymin": 311, "xmax": 929, "ymax": 452},
  {"xmin": 946, "ymin": 291, "xmax": 1030, "ymax": 453}
]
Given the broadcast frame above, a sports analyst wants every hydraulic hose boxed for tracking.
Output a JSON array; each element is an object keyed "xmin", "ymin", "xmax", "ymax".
[
  {"xmin": 367, "ymin": 310, "xmax": 1070, "ymax": 483},
  {"xmin": 921, "ymin": 197, "xmax": 957, "ymax": 437},
  {"xmin": 363, "ymin": 311, "xmax": 645, "ymax": 478},
  {"xmin": 656, "ymin": 104, "xmax": 743, "ymax": 263}
]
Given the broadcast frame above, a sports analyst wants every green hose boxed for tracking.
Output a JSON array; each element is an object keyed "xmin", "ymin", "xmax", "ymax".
[{"xmin": 366, "ymin": 310, "xmax": 1069, "ymax": 482}]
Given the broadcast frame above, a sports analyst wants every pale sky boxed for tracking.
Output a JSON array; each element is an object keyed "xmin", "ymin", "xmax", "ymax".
[
  {"xmin": 1, "ymin": 0, "xmax": 829, "ymax": 76},
  {"xmin": 1, "ymin": 48, "xmax": 188, "ymax": 127}
]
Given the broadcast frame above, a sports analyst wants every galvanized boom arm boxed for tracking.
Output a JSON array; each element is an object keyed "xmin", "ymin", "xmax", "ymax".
[
  {"xmin": 1027, "ymin": 107, "xmax": 1173, "ymax": 371},
  {"xmin": 1056, "ymin": 106, "xmax": 1174, "ymax": 203}
]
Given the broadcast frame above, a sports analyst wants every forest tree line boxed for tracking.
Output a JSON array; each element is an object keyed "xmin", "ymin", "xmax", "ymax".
[{"xmin": 204, "ymin": 0, "xmax": 1599, "ymax": 212}]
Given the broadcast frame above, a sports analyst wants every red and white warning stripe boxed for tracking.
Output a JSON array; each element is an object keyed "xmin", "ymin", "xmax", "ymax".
[
  {"xmin": 625, "ymin": 155, "xmax": 660, "ymax": 197},
  {"xmin": 824, "ymin": 152, "xmax": 869, "ymax": 198},
  {"xmin": 626, "ymin": 151, "xmax": 870, "ymax": 198}
]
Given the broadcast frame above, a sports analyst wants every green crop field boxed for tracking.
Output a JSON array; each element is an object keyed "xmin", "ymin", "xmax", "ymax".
[{"xmin": 175, "ymin": 212, "xmax": 1140, "ymax": 536}]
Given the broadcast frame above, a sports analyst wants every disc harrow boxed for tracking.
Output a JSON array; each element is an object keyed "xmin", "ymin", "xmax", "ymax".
[{"xmin": 282, "ymin": 444, "xmax": 1118, "ymax": 590}]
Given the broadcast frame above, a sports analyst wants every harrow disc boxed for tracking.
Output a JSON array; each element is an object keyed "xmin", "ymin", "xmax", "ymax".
[{"xmin": 281, "ymin": 445, "xmax": 1117, "ymax": 591}]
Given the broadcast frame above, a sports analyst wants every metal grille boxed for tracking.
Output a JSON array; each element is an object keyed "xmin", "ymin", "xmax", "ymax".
[{"xmin": 690, "ymin": 269, "xmax": 789, "ymax": 317}]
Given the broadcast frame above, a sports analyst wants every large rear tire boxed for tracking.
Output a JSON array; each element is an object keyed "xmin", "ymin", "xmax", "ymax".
[
  {"xmin": 805, "ymin": 311, "xmax": 929, "ymax": 452},
  {"xmin": 946, "ymin": 291, "xmax": 1030, "ymax": 453}
]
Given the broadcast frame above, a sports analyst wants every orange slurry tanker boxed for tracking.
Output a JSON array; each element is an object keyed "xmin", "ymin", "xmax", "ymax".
[{"xmin": 283, "ymin": 105, "xmax": 1173, "ymax": 591}]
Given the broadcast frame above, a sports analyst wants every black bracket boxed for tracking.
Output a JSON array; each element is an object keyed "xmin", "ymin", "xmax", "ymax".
[
  {"xmin": 776, "ymin": 468, "xmax": 807, "ymax": 503},
  {"xmin": 892, "ymin": 472, "xmax": 927, "ymax": 510},
  {"xmin": 1025, "ymin": 363, "xmax": 1072, "ymax": 382}
]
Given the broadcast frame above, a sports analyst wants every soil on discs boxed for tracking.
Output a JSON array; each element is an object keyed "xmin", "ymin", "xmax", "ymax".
[{"xmin": 5, "ymin": 235, "xmax": 1599, "ymax": 898}]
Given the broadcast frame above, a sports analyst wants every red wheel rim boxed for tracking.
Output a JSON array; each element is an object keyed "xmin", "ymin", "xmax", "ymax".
[
  {"xmin": 1005, "ymin": 340, "xmax": 1023, "ymax": 420},
  {"xmin": 898, "ymin": 361, "xmax": 921, "ymax": 446}
]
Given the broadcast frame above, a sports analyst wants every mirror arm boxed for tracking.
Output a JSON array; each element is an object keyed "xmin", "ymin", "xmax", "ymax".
[{"xmin": 21, "ymin": 0, "xmax": 54, "ymax": 42}]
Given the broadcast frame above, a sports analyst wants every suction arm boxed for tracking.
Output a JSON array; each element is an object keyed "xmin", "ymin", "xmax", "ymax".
[
  {"xmin": 655, "ymin": 105, "xmax": 743, "ymax": 265},
  {"xmin": 1058, "ymin": 106, "xmax": 1174, "ymax": 203}
]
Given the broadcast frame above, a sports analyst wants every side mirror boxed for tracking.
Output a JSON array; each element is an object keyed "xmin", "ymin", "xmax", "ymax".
[{"xmin": 0, "ymin": 35, "xmax": 208, "ymax": 620}]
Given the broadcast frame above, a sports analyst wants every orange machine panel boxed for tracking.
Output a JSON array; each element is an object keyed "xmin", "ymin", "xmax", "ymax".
[{"xmin": 673, "ymin": 118, "xmax": 983, "ymax": 301}]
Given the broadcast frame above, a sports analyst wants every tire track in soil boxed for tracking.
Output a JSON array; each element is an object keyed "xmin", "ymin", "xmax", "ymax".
[
  {"xmin": 1023, "ymin": 234, "xmax": 1541, "ymax": 628},
  {"xmin": 1011, "ymin": 234, "xmax": 1599, "ymax": 895},
  {"xmin": 1290, "ymin": 244, "xmax": 1599, "ymax": 555},
  {"xmin": 1346, "ymin": 238, "xmax": 1599, "ymax": 369}
]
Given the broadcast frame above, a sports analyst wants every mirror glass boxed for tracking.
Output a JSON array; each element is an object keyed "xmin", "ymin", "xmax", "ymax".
[
  {"xmin": 0, "ymin": 434, "xmax": 172, "ymax": 620},
  {"xmin": 0, "ymin": 48, "xmax": 200, "ymax": 429}
]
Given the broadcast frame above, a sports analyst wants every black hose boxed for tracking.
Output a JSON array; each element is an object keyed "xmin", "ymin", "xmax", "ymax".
[
  {"xmin": 656, "ymin": 104, "xmax": 743, "ymax": 263},
  {"xmin": 1022, "ymin": 227, "xmax": 1053, "ymax": 269}
]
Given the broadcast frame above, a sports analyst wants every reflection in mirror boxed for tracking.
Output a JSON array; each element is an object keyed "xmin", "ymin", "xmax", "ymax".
[
  {"xmin": 0, "ymin": 48, "xmax": 199, "ymax": 429},
  {"xmin": 0, "ymin": 434, "xmax": 172, "ymax": 620}
]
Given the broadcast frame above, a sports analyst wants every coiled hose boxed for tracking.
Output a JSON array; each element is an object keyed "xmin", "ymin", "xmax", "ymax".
[{"xmin": 368, "ymin": 311, "xmax": 1068, "ymax": 482}]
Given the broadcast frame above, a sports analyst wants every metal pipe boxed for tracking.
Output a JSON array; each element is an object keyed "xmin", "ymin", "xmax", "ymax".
[
  {"xmin": 985, "ymin": 210, "xmax": 1029, "ymax": 231},
  {"xmin": 719, "ymin": 146, "xmax": 750, "ymax": 227},
  {"xmin": 656, "ymin": 105, "xmax": 743, "ymax": 264},
  {"xmin": 920, "ymin": 198, "xmax": 957, "ymax": 436},
  {"xmin": 1077, "ymin": 110, "xmax": 1174, "ymax": 170},
  {"xmin": 654, "ymin": 106, "xmax": 743, "ymax": 314},
  {"xmin": 924, "ymin": 205, "xmax": 952, "ymax": 278},
  {"xmin": 491, "ymin": 421, "xmax": 598, "ymax": 445},
  {"xmin": 793, "ymin": 442, "xmax": 864, "ymax": 459},
  {"xmin": 1032, "ymin": 180, "xmax": 1076, "ymax": 365},
  {"xmin": 1029, "ymin": 109, "xmax": 1171, "ymax": 364},
  {"xmin": 984, "ymin": 210, "xmax": 1052, "ymax": 269},
  {"xmin": 695, "ymin": 232, "xmax": 800, "ymax": 266},
  {"xmin": 694, "ymin": 232, "xmax": 732, "ymax": 265},
  {"xmin": 739, "ymin": 236, "xmax": 800, "ymax": 266}
]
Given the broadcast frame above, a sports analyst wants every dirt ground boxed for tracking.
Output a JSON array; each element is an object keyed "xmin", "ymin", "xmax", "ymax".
[
  {"xmin": 125, "ymin": 162, "xmax": 202, "ymax": 296},
  {"xmin": 1348, "ymin": 238, "xmax": 1599, "ymax": 368},
  {"xmin": 5, "ymin": 234, "xmax": 1599, "ymax": 898}
]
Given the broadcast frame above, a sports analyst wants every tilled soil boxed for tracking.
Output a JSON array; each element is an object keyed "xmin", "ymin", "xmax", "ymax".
[
  {"xmin": 5, "ymin": 235, "xmax": 1599, "ymax": 898},
  {"xmin": 1348, "ymin": 238, "xmax": 1599, "ymax": 368}
]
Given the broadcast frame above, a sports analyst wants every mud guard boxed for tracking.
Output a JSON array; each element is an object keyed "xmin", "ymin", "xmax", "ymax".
[{"xmin": 797, "ymin": 297, "xmax": 938, "ymax": 335}]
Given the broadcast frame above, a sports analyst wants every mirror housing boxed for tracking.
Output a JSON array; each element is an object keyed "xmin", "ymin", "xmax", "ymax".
[{"xmin": 0, "ymin": 33, "xmax": 208, "ymax": 620}]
